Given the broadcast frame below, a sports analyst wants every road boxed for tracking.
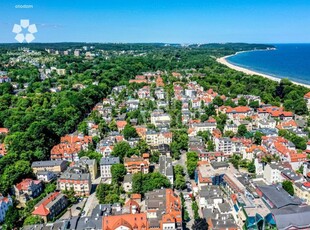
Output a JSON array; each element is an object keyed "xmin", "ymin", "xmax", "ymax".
[{"xmin": 60, "ymin": 198, "xmax": 86, "ymax": 220}]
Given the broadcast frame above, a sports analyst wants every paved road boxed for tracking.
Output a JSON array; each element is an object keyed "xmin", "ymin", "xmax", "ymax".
[{"xmin": 60, "ymin": 198, "xmax": 86, "ymax": 220}]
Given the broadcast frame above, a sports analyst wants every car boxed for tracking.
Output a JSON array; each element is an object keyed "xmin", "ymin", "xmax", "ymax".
[{"xmin": 76, "ymin": 207, "xmax": 82, "ymax": 210}]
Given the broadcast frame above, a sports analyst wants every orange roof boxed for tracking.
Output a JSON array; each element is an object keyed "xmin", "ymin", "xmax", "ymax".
[
  {"xmin": 0, "ymin": 128, "xmax": 9, "ymax": 134},
  {"xmin": 102, "ymin": 213, "xmax": 148, "ymax": 230},
  {"xmin": 129, "ymin": 79, "xmax": 148, "ymax": 84},
  {"xmin": 304, "ymin": 92, "xmax": 310, "ymax": 99},
  {"xmin": 131, "ymin": 193, "xmax": 141, "ymax": 200},
  {"xmin": 116, "ymin": 121, "xmax": 127, "ymax": 129},
  {"xmin": 226, "ymin": 106, "xmax": 251, "ymax": 113},
  {"xmin": 276, "ymin": 120, "xmax": 297, "ymax": 130},
  {"xmin": 32, "ymin": 192, "xmax": 61, "ymax": 216},
  {"xmin": 15, "ymin": 178, "xmax": 41, "ymax": 191},
  {"xmin": 289, "ymin": 152, "xmax": 307, "ymax": 162}
]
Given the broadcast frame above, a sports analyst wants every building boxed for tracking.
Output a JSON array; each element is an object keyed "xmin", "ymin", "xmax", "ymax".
[
  {"xmin": 50, "ymin": 134, "xmax": 92, "ymax": 161},
  {"xmin": 158, "ymin": 155, "xmax": 174, "ymax": 185},
  {"xmin": 214, "ymin": 137, "xmax": 233, "ymax": 155},
  {"xmin": 145, "ymin": 189, "xmax": 182, "ymax": 230},
  {"xmin": 150, "ymin": 111, "xmax": 170, "ymax": 127},
  {"xmin": 14, "ymin": 178, "xmax": 43, "ymax": 206},
  {"xmin": 263, "ymin": 162, "xmax": 288, "ymax": 184},
  {"xmin": 31, "ymin": 160, "xmax": 68, "ymax": 174},
  {"xmin": 304, "ymin": 92, "xmax": 310, "ymax": 109},
  {"xmin": 36, "ymin": 171, "xmax": 57, "ymax": 182},
  {"xmin": 100, "ymin": 156, "xmax": 120, "ymax": 179},
  {"xmin": 76, "ymin": 156, "xmax": 98, "ymax": 181},
  {"xmin": 58, "ymin": 167, "xmax": 92, "ymax": 196},
  {"xmin": 146, "ymin": 131, "xmax": 172, "ymax": 147},
  {"xmin": 0, "ymin": 194, "xmax": 12, "ymax": 223},
  {"xmin": 123, "ymin": 174, "xmax": 133, "ymax": 192},
  {"xmin": 294, "ymin": 182, "xmax": 310, "ymax": 205},
  {"xmin": 124, "ymin": 155, "xmax": 149, "ymax": 174},
  {"xmin": 102, "ymin": 213, "xmax": 148, "ymax": 230},
  {"xmin": 32, "ymin": 192, "xmax": 68, "ymax": 223}
]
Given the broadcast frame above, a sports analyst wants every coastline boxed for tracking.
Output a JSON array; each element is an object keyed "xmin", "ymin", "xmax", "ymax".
[{"xmin": 216, "ymin": 50, "xmax": 310, "ymax": 89}]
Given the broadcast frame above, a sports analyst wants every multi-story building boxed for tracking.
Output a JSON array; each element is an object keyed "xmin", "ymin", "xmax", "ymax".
[
  {"xmin": 32, "ymin": 192, "xmax": 68, "ymax": 222},
  {"xmin": 102, "ymin": 213, "xmax": 148, "ymax": 230},
  {"xmin": 31, "ymin": 160, "xmax": 68, "ymax": 174},
  {"xmin": 100, "ymin": 156, "xmax": 120, "ymax": 179},
  {"xmin": 58, "ymin": 167, "xmax": 91, "ymax": 196},
  {"xmin": 150, "ymin": 111, "xmax": 170, "ymax": 127},
  {"xmin": 304, "ymin": 92, "xmax": 310, "ymax": 109},
  {"xmin": 294, "ymin": 182, "xmax": 310, "ymax": 205},
  {"xmin": 76, "ymin": 156, "xmax": 98, "ymax": 181},
  {"xmin": 124, "ymin": 155, "xmax": 149, "ymax": 174},
  {"xmin": 0, "ymin": 194, "xmax": 12, "ymax": 223},
  {"xmin": 214, "ymin": 137, "xmax": 233, "ymax": 155},
  {"xmin": 158, "ymin": 155, "xmax": 174, "ymax": 185},
  {"xmin": 146, "ymin": 131, "xmax": 172, "ymax": 147},
  {"xmin": 263, "ymin": 162, "xmax": 287, "ymax": 184},
  {"xmin": 14, "ymin": 178, "xmax": 43, "ymax": 207},
  {"xmin": 145, "ymin": 189, "xmax": 182, "ymax": 230},
  {"xmin": 50, "ymin": 134, "xmax": 92, "ymax": 162}
]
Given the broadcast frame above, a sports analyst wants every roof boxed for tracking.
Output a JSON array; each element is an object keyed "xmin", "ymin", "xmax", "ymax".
[
  {"xmin": 272, "ymin": 205, "xmax": 310, "ymax": 230},
  {"xmin": 32, "ymin": 192, "xmax": 64, "ymax": 216},
  {"xmin": 304, "ymin": 92, "xmax": 310, "ymax": 99},
  {"xmin": 100, "ymin": 156, "xmax": 120, "ymax": 165},
  {"xmin": 102, "ymin": 213, "xmax": 148, "ymax": 230},
  {"xmin": 32, "ymin": 160, "xmax": 67, "ymax": 168},
  {"xmin": 15, "ymin": 178, "xmax": 41, "ymax": 191},
  {"xmin": 257, "ymin": 185, "xmax": 302, "ymax": 209}
]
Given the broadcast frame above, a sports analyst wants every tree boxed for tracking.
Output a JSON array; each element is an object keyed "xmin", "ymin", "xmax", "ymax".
[
  {"xmin": 282, "ymin": 180, "xmax": 294, "ymax": 196},
  {"xmin": 238, "ymin": 96, "xmax": 247, "ymax": 106},
  {"xmin": 254, "ymin": 131, "xmax": 263, "ymax": 145},
  {"xmin": 174, "ymin": 165, "xmax": 186, "ymax": 190},
  {"xmin": 109, "ymin": 119, "xmax": 118, "ymax": 131},
  {"xmin": 247, "ymin": 160, "xmax": 255, "ymax": 173},
  {"xmin": 213, "ymin": 96, "xmax": 224, "ymax": 106},
  {"xmin": 23, "ymin": 215, "xmax": 44, "ymax": 226},
  {"xmin": 150, "ymin": 151, "xmax": 160, "ymax": 164},
  {"xmin": 186, "ymin": 152, "xmax": 198, "ymax": 179},
  {"xmin": 62, "ymin": 188, "xmax": 78, "ymax": 204},
  {"xmin": 123, "ymin": 124, "xmax": 138, "ymax": 140},
  {"xmin": 132, "ymin": 172, "xmax": 171, "ymax": 195},
  {"xmin": 237, "ymin": 124, "xmax": 247, "ymax": 137},
  {"xmin": 111, "ymin": 164, "xmax": 127, "ymax": 183},
  {"xmin": 207, "ymin": 140, "xmax": 215, "ymax": 151},
  {"xmin": 2, "ymin": 206, "xmax": 20, "ymax": 230},
  {"xmin": 224, "ymin": 130, "xmax": 235, "ymax": 138},
  {"xmin": 96, "ymin": 183, "xmax": 121, "ymax": 204},
  {"xmin": 112, "ymin": 141, "xmax": 135, "ymax": 161}
]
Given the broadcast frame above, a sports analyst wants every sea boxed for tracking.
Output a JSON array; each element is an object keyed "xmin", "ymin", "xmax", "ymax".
[{"xmin": 226, "ymin": 44, "xmax": 310, "ymax": 85}]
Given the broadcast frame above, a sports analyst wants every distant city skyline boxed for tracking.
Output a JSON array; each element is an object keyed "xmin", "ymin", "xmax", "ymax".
[{"xmin": 1, "ymin": 0, "xmax": 310, "ymax": 43}]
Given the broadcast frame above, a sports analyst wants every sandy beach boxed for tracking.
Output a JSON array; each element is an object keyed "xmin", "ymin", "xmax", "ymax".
[{"xmin": 216, "ymin": 51, "xmax": 310, "ymax": 89}]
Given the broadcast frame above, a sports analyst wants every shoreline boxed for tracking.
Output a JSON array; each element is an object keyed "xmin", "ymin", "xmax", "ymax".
[{"xmin": 216, "ymin": 50, "xmax": 310, "ymax": 89}]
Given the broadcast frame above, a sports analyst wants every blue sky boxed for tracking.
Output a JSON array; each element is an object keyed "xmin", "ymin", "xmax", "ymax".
[{"xmin": 1, "ymin": 0, "xmax": 310, "ymax": 43}]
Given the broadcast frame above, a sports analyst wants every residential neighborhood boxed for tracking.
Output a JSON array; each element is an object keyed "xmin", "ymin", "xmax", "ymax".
[{"xmin": 0, "ymin": 44, "xmax": 310, "ymax": 230}]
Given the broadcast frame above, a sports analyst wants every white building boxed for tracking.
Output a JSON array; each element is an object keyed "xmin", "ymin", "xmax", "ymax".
[{"xmin": 100, "ymin": 157, "xmax": 120, "ymax": 179}]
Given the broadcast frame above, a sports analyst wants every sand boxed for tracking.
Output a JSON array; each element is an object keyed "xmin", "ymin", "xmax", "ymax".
[{"xmin": 216, "ymin": 51, "xmax": 310, "ymax": 89}]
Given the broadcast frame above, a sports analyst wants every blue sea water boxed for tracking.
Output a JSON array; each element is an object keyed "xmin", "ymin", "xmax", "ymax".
[{"xmin": 226, "ymin": 44, "xmax": 310, "ymax": 85}]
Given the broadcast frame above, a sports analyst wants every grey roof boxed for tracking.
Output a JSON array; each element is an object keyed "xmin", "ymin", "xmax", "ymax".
[
  {"xmin": 272, "ymin": 205, "xmax": 310, "ymax": 230},
  {"xmin": 100, "ymin": 156, "xmax": 120, "ymax": 165},
  {"xmin": 159, "ymin": 155, "xmax": 173, "ymax": 177},
  {"xmin": 123, "ymin": 174, "xmax": 133, "ymax": 183},
  {"xmin": 32, "ymin": 160, "xmax": 67, "ymax": 168},
  {"xmin": 60, "ymin": 167, "xmax": 90, "ymax": 181},
  {"xmin": 200, "ymin": 185, "xmax": 223, "ymax": 199},
  {"xmin": 281, "ymin": 169, "xmax": 302, "ymax": 182},
  {"xmin": 218, "ymin": 202, "xmax": 232, "ymax": 213},
  {"xmin": 76, "ymin": 217, "xmax": 102, "ymax": 230},
  {"xmin": 91, "ymin": 204, "xmax": 112, "ymax": 218},
  {"xmin": 258, "ymin": 185, "xmax": 302, "ymax": 209}
]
